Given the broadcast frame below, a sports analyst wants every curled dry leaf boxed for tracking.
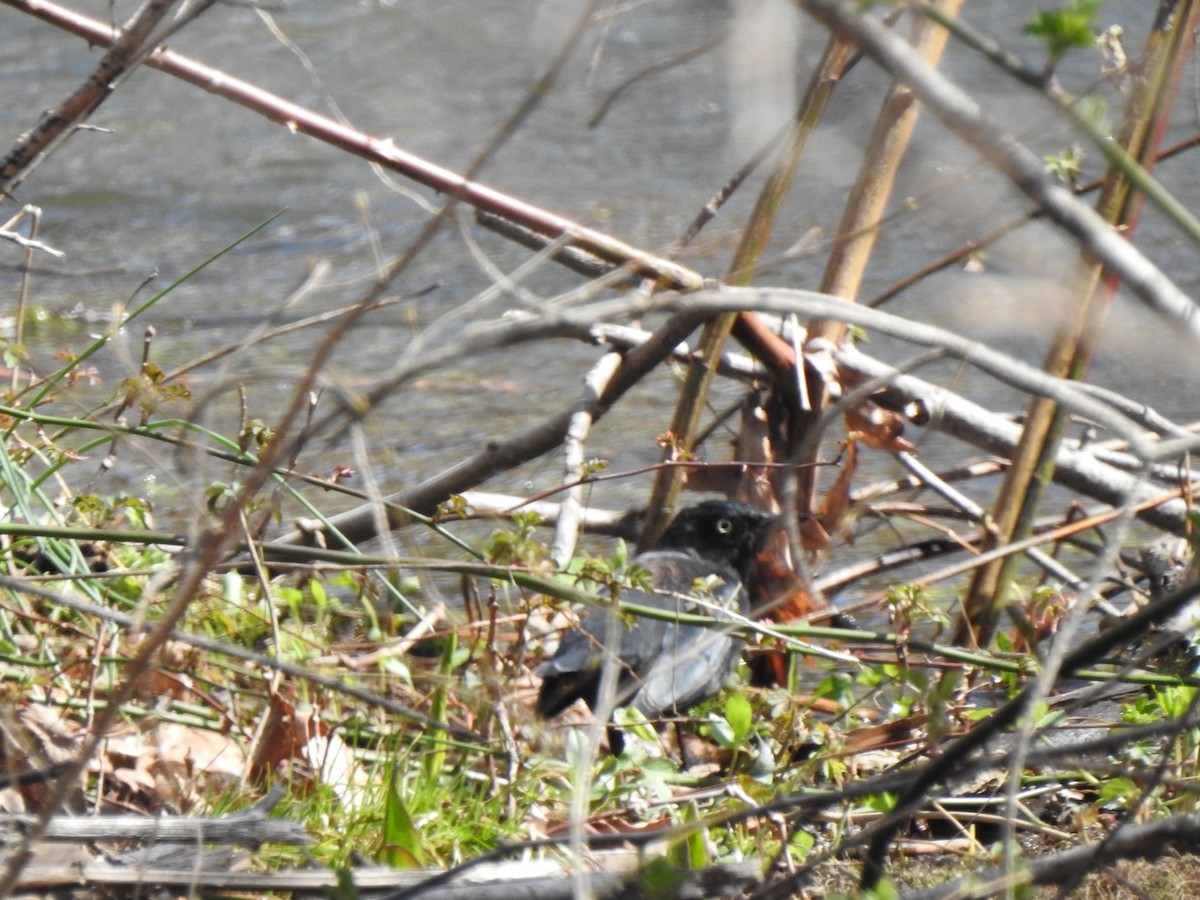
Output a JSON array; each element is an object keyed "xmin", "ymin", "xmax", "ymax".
[
  {"xmin": 154, "ymin": 723, "xmax": 245, "ymax": 805},
  {"xmin": 249, "ymin": 693, "xmax": 368, "ymax": 813},
  {"xmin": 798, "ymin": 517, "xmax": 833, "ymax": 552},
  {"xmin": 104, "ymin": 730, "xmax": 158, "ymax": 799},
  {"xmin": 843, "ymin": 713, "xmax": 930, "ymax": 755},
  {"xmin": 680, "ymin": 462, "xmax": 743, "ymax": 496},
  {"xmin": 845, "ymin": 402, "xmax": 918, "ymax": 455},
  {"xmin": 750, "ymin": 533, "xmax": 830, "ymax": 621}
]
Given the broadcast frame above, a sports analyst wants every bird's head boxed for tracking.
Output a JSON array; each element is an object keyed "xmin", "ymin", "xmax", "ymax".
[{"xmin": 653, "ymin": 500, "xmax": 778, "ymax": 577}]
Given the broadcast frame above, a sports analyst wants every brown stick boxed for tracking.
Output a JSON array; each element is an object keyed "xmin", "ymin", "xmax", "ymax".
[{"xmin": 809, "ymin": 0, "xmax": 964, "ymax": 343}]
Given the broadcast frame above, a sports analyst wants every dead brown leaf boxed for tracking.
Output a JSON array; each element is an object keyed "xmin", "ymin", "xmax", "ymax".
[
  {"xmin": 248, "ymin": 693, "xmax": 367, "ymax": 812},
  {"xmin": 845, "ymin": 401, "xmax": 918, "ymax": 455}
]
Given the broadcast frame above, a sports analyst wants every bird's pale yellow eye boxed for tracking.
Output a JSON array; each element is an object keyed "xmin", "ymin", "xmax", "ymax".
[{"xmin": 716, "ymin": 518, "xmax": 733, "ymax": 534}]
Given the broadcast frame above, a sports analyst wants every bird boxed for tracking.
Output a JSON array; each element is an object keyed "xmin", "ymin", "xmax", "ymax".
[{"xmin": 535, "ymin": 499, "xmax": 777, "ymax": 755}]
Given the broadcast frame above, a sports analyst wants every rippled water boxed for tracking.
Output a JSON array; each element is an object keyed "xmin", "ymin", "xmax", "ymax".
[{"xmin": 1, "ymin": 1, "xmax": 1197, "ymax": 538}]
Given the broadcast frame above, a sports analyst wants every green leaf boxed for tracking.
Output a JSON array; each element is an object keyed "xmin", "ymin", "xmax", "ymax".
[
  {"xmin": 724, "ymin": 693, "xmax": 753, "ymax": 747},
  {"xmin": 1026, "ymin": 0, "xmax": 1101, "ymax": 61},
  {"xmin": 379, "ymin": 767, "xmax": 428, "ymax": 869},
  {"xmin": 679, "ymin": 802, "xmax": 709, "ymax": 869},
  {"xmin": 865, "ymin": 792, "xmax": 898, "ymax": 814},
  {"xmin": 706, "ymin": 714, "xmax": 735, "ymax": 749},
  {"xmin": 1044, "ymin": 145, "xmax": 1085, "ymax": 185},
  {"xmin": 614, "ymin": 706, "xmax": 658, "ymax": 745},
  {"xmin": 1153, "ymin": 683, "xmax": 1197, "ymax": 719},
  {"xmin": 790, "ymin": 828, "xmax": 815, "ymax": 862},
  {"xmin": 611, "ymin": 537, "xmax": 628, "ymax": 572},
  {"xmin": 1097, "ymin": 776, "xmax": 1138, "ymax": 807},
  {"xmin": 308, "ymin": 578, "xmax": 328, "ymax": 614}
]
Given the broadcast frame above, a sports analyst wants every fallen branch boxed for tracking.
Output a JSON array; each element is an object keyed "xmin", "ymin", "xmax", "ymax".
[
  {"xmin": 0, "ymin": 797, "xmax": 307, "ymax": 846},
  {"xmin": 15, "ymin": 855, "xmax": 760, "ymax": 898},
  {"xmin": 834, "ymin": 342, "xmax": 1191, "ymax": 534},
  {"xmin": 276, "ymin": 284, "xmax": 1195, "ymax": 550}
]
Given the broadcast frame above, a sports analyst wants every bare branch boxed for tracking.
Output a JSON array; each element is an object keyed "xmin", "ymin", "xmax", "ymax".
[{"xmin": 0, "ymin": 0, "xmax": 186, "ymax": 195}]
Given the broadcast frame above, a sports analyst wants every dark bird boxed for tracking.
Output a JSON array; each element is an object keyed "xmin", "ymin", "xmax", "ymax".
[{"xmin": 536, "ymin": 500, "xmax": 777, "ymax": 755}]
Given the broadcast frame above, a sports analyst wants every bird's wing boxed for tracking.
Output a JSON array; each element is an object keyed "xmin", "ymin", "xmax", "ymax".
[
  {"xmin": 534, "ymin": 617, "xmax": 612, "ymax": 718},
  {"xmin": 535, "ymin": 596, "xmax": 665, "ymax": 718},
  {"xmin": 632, "ymin": 625, "xmax": 741, "ymax": 718},
  {"xmin": 626, "ymin": 553, "xmax": 747, "ymax": 718},
  {"xmin": 536, "ymin": 551, "xmax": 745, "ymax": 720}
]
